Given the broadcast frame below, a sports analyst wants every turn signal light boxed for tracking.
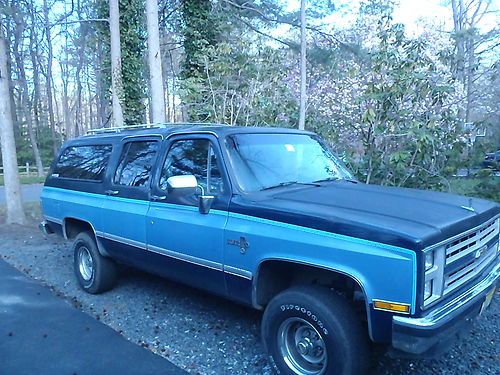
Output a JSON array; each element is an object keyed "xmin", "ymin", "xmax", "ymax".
[{"xmin": 373, "ymin": 300, "xmax": 410, "ymax": 314}]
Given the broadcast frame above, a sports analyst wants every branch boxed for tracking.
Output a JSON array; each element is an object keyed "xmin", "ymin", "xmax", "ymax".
[
  {"xmin": 52, "ymin": 18, "xmax": 109, "ymax": 27},
  {"xmin": 53, "ymin": 0, "xmax": 75, "ymax": 27},
  {"xmin": 236, "ymin": 16, "xmax": 294, "ymax": 47},
  {"xmin": 160, "ymin": 2, "xmax": 182, "ymax": 24},
  {"xmin": 223, "ymin": 0, "xmax": 358, "ymax": 54}
]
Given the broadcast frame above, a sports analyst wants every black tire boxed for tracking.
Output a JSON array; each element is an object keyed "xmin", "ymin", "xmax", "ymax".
[
  {"xmin": 262, "ymin": 285, "xmax": 370, "ymax": 375},
  {"xmin": 73, "ymin": 231, "xmax": 117, "ymax": 294}
]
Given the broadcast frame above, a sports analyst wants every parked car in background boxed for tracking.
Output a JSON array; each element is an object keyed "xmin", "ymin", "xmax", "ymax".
[
  {"xmin": 481, "ymin": 150, "xmax": 500, "ymax": 170},
  {"xmin": 40, "ymin": 124, "xmax": 499, "ymax": 375}
]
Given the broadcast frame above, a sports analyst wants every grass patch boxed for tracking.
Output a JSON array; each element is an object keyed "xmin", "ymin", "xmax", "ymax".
[{"xmin": 0, "ymin": 175, "xmax": 46, "ymax": 186}]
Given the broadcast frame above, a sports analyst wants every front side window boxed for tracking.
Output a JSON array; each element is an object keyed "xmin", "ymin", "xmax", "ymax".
[
  {"xmin": 114, "ymin": 141, "xmax": 159, "ymax": 187},
  {"xmin": 225, "ymin": 133, "xmax": 353, "ymax": 192},
  {"xmin": 54, "ymin": 145, "xmax": 112, "ymax": 181},
  {"xmin": 159, "ymin": 139, "xmax": 224, "ymax": 194}
]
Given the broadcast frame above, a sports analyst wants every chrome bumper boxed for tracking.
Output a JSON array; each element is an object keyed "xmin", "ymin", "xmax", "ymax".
[
  {"xmin": 395, "ymin": 261, "xmax": 499, "ymax": 328},
  {"xmin": 39, "ymin": 220, "xmax": 54, "ymax": 235},
  {"xmin": 391, "ymin": 259, "xmax": 499, "ymax": 356}
]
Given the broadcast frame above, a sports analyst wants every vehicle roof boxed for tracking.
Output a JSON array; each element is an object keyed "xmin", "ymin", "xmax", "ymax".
[{"xmin": 70, "ymin": 124, "xmax": 314, "ymax": 145}]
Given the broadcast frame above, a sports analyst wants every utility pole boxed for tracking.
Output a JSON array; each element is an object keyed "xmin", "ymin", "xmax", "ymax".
[
  {"xmin": 109, "ymin": 0, "xmax": 124, "ymax": 127},
  {"xmin": 298, "ymin": 0, "xmax": 307, "ymax": 130},
  {"xmin": 146, "ymin": 0, "xmax": 166, "ymax": 123}
]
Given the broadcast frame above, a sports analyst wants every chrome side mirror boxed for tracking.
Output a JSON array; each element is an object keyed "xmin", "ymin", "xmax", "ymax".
[{"xmin": 166, "ymin": 175, "xmax": 198, "ymax": 197}]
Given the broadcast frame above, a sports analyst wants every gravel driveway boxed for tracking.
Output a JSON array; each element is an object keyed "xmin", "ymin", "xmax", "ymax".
[{"xmin": 0, "ymin": 223, "xmax": 498, "ymax": 375}]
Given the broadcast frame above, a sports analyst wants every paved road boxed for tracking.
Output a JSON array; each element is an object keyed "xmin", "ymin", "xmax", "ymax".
[
  {"xmin": 0, "ymin": 258, "xmax": 185, "ymax": 375},
  {"xmin": 0, "ymin": 184, "xmax": 43, "ymax": 205}
]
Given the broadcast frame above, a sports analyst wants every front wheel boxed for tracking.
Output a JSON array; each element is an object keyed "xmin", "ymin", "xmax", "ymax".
[{"xmin": 262, "ymin": 286, "xmax": 369, "ymax": 375}]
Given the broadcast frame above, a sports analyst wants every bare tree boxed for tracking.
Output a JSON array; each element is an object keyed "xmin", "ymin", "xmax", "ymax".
[
  {"xmin": 11, "ymin": 10, "xmax": 45, "ymax": 177},
  {"xmin": 0, "ymin": 22, "xmax": 26, "ymax": 224},
  {"xmin": 42, "ymin": 0, "xmax": 59, "ymax": 155},
  {"xmin": 146, "ymin": 0, "xmax": 166, "ymax": 123},
  {"xmin": 109, "ymin": 0, "xmax": 124, "ymax": 127},
  {"xmin": 298, "ymin": 0, "xmax": 307, "ymax": 130},
  {"xmin": 450, "ymin": 0, "xmax": 493, "ymax": 123},
  {"xmin": 27, "ymin": 1, "xmax": 44, "ymax": 139}
]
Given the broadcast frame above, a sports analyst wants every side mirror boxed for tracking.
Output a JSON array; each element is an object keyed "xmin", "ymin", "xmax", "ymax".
[
  {"xmin": 199, "ymin": 195, "xmax": 215, "ymax": 214},
  {"xmin": 166, "ymin": 175, "xmax": 197, "ymax": 197}
]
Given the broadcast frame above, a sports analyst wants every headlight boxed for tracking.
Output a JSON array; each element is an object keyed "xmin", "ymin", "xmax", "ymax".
[
  {"xmin": 425, "ymin": 252, "xmax": 434, "ymax": 271},
  {"xmin": 424, "ymin": 280, "xmax": 433, "ymax": 300},
  {"xmin": 423, "ymin": 246, "xmax": 445, "ymax": 308}
]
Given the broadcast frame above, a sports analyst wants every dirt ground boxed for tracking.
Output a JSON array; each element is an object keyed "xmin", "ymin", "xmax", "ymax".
[{"xmin": 0, "ymin": 217, "xmax": 498, "ymax": 374}]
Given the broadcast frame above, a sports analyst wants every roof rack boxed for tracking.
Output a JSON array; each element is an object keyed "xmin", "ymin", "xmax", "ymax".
[
  {"xmin": 87, "ymin": 123, "xmax": 169, "ymax": 135},
  {"xmin": 87, "ymin": 122, "xmax": 224, "ymax": 135}
]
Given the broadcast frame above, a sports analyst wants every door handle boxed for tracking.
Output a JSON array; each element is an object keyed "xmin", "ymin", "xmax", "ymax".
[
  {"xmin": 105, "ymin": 190, "xmax": 119, "ymax": 196},
  {"xmin": 151, "ymin": 195, "xmax": 167, "ymax": 202}
]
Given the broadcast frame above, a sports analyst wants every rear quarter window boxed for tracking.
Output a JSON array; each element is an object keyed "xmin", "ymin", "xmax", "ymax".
[
  {"xmin": 113, "ymin": 141, "xmax": 159, "ymax": 187},
  {"xmin": 53, "ymin": 145, "xmax": 113, "ymax": 181}
]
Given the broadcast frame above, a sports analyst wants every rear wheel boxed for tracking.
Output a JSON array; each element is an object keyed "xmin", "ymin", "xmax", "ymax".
[
  {"xmin": 262, "ymin": 285, "xmax": 369, "ymax": 375},
  {"xmin": 73, "ymin": 231, "xmax": 117, "ymax": 294}
]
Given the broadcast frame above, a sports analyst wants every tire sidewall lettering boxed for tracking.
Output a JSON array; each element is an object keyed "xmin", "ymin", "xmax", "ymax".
[{"xmin": 279, "ymin": 304, "xmax": 329, "ymax": 336}]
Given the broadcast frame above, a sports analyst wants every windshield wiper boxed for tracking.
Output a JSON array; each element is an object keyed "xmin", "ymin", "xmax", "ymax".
[
  {"xmin": 313, "ymin": 177, "xmax": 358, "ymax": 184},
  {"xmin": 313, "ymin": 177, "xmax": 340, "ymax": 183},
  {"xmin": 260, "ymin": 181, "xmax": 319, "ymax": 191},
  {"xmin": 342, "ymin": 178, "xmax": 358, "ymax": 183}
]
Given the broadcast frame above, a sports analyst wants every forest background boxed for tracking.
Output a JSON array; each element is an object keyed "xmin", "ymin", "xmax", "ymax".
[{"xmin": 0, "ymin": 0, "xmax": 498, "ymax": 206}]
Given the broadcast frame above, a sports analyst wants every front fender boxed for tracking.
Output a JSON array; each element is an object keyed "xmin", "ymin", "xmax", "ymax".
[{"xmin": 224, "ymin": 212, "xmax": 417, "ymax": 313}]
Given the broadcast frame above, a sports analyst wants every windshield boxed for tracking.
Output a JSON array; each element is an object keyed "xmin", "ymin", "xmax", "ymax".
[{"xmin": 225, "ymin": 133, "xmax": 354, "ymax": 192}]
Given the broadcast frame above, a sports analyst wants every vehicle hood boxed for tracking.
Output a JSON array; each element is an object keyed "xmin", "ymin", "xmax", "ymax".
[{"xmin": 230, "ymin": 182, "xmax": 500, "ymax": 251}]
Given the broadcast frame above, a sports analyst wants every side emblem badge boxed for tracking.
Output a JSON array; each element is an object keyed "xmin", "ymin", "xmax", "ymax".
[{"xmin": 227, "ymin": 236, "xmax": 250, "ymax": 254}]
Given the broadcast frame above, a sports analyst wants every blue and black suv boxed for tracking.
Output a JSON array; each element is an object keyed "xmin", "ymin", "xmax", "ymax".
[{"xmin": 40, "ymin": 124, "xmax": 499, "ymax": 375}]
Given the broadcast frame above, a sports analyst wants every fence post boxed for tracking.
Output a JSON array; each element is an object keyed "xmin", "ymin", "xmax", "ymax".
[{"xmin": 26, "ymin": 162, "xmax": 30, "ymax": 177}]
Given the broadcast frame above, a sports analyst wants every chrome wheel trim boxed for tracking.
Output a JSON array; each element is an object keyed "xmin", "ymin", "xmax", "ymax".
[
  {"xmin": 278, "ymin": 317, "xmax": 328, "ymax": 375},
  {"xmin": 78, "ymin": 246, "xmax": 94, "ymax": 282}
]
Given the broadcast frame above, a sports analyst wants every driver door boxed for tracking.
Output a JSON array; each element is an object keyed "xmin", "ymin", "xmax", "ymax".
[{"xmin": 146, "ymin": 134, "xmax": 230, "ymax": 295}]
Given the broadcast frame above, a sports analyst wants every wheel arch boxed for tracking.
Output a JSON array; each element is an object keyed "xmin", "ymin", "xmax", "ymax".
[
  {"xmin": 63, "ymin": 217, "xmax": 109, "ymax": 256},
  {"xmin": 252, "ymin": 258, "xmax": 374, "ymax": 340}
]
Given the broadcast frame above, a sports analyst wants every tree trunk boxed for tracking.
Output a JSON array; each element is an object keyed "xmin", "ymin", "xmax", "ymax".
[
  {"xmin": 95, "ymin": 39, "xmax": 107, "ymax": 127},
  {"xmin": 465, "ymin": 36, "xmax": 475, "ymax": 123},
  {"xmin": 298, "ymin": 0, "xmax": 307, "ymax": 130},
  {"xmin": 75, "ymin": 21, "xmax": 89, "ymax": 136},
  {"xmin": 12, "ymin": 11, "xmax": 45, "ymax": 177},
  {"xmin": 86, "ymin": 63, "xmax": 95, "ymax": 131},
  {"xmin": 15, "ymin": 41, "xmax": 45, "ymax": 177},
  {"xmin": 0, "ymin": 27, "xmax": 26, "ymax": 225},
  {"xmin": 146, "ymin": 0, "xmax": 166, "ymax": 123},
  {"xmin": 43, "ymin": 0, "xmax": 59, "ymax": 155},
  {"xmin": 28, "ymin": 3, "xmax": 43, "ymax": 150},
  {"xmin": 31, "ymin": 45, "xmax": 42, "ymax": 132},
  {"xmin": 61, "ymin": 59, "xmax": 72, "ymax": 139},
  {"xmin": 109, "ymin": 0, "xmax": 124, "ymax": 127},
  {"xmin": 5, "ymin": 25, "xmax": 18, "ymax": 131}
]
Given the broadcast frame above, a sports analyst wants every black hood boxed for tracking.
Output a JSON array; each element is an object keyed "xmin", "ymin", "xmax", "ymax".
[{"xmin": 230, "ymin": 181, "xmax": 500, "ymax": 251}]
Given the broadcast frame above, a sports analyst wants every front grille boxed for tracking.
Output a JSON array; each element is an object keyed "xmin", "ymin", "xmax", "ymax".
[{"xmin": 443, "ymin": 217, "xmax": 499, "ymax": 296}]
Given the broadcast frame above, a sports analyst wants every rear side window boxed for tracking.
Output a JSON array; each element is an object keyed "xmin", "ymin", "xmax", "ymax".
[
  {"xmin": 114, "ymin": 141, "xmax": 159, "ymax": 187},
  {"xmin": 54, "ymin": 145, "xmax": 112, "ymax": 181}
]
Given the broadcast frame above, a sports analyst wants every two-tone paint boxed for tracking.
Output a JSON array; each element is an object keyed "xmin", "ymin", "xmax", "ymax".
[{"xmin": 41, "ymin": 125, "xmax": 500, "ymax": 345}]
